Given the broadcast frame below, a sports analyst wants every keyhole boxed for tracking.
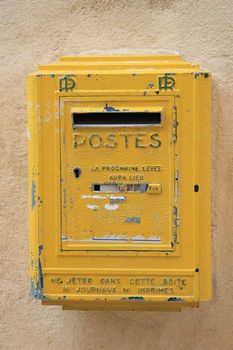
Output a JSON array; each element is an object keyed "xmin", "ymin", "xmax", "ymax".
[{"xmin": 73, "ymin": 167, "xmax": 81, "ymax": 178}]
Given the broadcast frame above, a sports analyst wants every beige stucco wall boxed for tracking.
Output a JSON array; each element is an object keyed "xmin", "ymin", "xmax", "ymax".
[{"xmin": 1, "ymin": 1, "xmax": 233, "ymax": 349}]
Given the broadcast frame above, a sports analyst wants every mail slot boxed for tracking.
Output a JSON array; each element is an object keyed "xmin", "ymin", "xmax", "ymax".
[
  {"xmin": 72, "ymin": 111, "xmax": 162, "ymax": 127},
  {"xmin": 28, "ymin": 55, "xmax": 211, "ymax": 311}
]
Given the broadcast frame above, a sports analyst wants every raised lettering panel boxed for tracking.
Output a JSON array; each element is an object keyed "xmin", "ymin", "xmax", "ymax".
[{"xmin": 43, "ymin": 272, "xmax": 195, "ymax": 301}]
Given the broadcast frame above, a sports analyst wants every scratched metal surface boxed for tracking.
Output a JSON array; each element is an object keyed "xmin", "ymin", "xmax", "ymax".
[{"xmin": 27, "ymin": 54, "xmax": 211, "ymax": 310}]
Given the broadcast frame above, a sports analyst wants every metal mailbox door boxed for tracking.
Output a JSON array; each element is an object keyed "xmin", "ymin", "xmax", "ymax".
[{"xmin": 60, "ymin": 97, "xmax": 178, "ymax": 251}]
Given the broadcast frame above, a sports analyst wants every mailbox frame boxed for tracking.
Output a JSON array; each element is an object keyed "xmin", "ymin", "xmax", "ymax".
[{"xmin": 28, "ymin": 55, "xmax": 211, "ymax": 311}]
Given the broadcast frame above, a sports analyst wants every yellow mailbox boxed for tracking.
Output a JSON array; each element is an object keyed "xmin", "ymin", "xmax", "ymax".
[{"xmin": 28, "ymin": 55, "xmax": 211, "ymax": 311}]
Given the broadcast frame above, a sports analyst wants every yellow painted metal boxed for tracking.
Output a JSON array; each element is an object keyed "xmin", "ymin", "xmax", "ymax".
[
  {"xmin": 28, "ymin": 55, "xmax": 211, "ymax": 311},
  {"xmin": 147, "ymin": 184, "xmax": 162, "ymax": 193}
]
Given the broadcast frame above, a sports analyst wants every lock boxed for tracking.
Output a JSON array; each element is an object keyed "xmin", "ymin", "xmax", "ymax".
[{"xmin": 28, "ymin": 55, "xmax": 211, "ymax": 311}]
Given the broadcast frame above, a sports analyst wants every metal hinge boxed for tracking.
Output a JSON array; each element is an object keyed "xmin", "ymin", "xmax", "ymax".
[
  {"xmin": 173, "ymin": 206, "xmax": 180, "ymax": 243},
  {"xmin": 172, "ymin": 104, "xmax": 178, "ymax": 142},
  {"xmin": 173, "ymin": 206, "xmax": 180, "ymax": 226}
]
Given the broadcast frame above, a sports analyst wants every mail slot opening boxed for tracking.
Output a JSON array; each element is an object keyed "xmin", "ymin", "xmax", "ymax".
[{"xmin": 72, "ymin": 112, "xmax": 162, "ymax": 127}]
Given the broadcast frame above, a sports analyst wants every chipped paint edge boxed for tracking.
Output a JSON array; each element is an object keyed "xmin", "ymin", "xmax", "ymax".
[{"xmin": 28, "ymin": 74, "xmax": 44, "ymax": 300}]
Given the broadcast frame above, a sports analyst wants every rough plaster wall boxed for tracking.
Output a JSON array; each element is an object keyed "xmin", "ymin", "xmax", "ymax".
[{"xmin": 0, "ymin": 0, "xmax": 233, "ymax": 349}]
